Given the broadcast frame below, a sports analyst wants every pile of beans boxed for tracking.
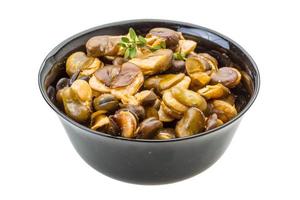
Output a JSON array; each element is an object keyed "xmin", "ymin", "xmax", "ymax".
[{"xmin": 47, "ymin": 27, "xmax": 252, "ymax": 140}]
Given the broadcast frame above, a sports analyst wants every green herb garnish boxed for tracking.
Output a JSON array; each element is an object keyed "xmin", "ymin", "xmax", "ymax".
[
  {"xmin": 150, "ymin": 40, "xmax": 166, "ymax": 51},
  {"xmin": 173, "ymin": 52, "xmax": 187, "ymax": 61},
  {"xmin": 118, "ymin": 28, "xmax": 147, "ymax": 59}
]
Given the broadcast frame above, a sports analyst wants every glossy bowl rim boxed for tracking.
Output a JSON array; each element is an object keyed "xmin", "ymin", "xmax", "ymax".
[{"xmin": 38, "ymin": 19, "xmax": 260, "ymax": 143}]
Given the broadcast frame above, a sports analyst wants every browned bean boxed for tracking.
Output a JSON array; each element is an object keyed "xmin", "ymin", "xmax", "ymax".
[
  {"xmin": 112, "ymin": 57, "xmax": 128, "ymax": 67},
  {"xmin": 175, "ymin": 107, "xmax": 206, "ymax": 138},
  {"xmin": 154, "ymin": 128, "xmax": 176, "ymax": 140},
  {"xmin": 206, "ymin": 113, "xmax": 223, "ymax": 131},
  {"xmin": 47, "ymin": 86, "xmax": 56, "ymax": 103},
  {"xmin": 56, "ymin": 77, "xmax": 70, "ymax": 91},
  {"xmin": 211, "ymin": 67, "xmax": 241, "ymax": 88},
  {"xmin": 137, "ymin": 117, "xmax": 163, "ymax": 139}
]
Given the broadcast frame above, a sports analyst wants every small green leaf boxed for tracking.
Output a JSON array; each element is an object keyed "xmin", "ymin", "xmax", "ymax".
[
  {"xmin": 138, "ymin": 36, "xmax": 147, "ymax": 45},
  {"xmin": 124, "ymin": 48, "xmax": 130, "ymax": 59},
  {"xmin": 136, "ymin": 42, "xmax": 143, "ymax": 46},
  {"xmin": 150, "ymin": 41, "xmax": 166, "ymax": 51},
  {"xmin": 121, "ymin": 37, "xmax": 130, "ymax": 43},
  {"xmin": 129, "ymin": 47, "xmax": 137, "ymax": 58},
  {"xmin": 118, "ymin": 42, "xmax": 127, "ymax": 48},
  {"xmin": 121, "ymin": 28, "xmax": 147, "ymax": 59},
  {"xmin": 174, "ymin": 52, "xmax": 186, "ymax": 61},
  {"xmin": 129, "ymin": 28, "xmax": 137, "ymax": 41},
  {"xmin": 150, "ymin": 45, "xmax": 162, "ymax": 51}
]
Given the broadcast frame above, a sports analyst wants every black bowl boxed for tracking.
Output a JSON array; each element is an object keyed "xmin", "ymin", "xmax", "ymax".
[{"xmin": 38, "ymin": 19, "xmax": 260, "ymax": 185}]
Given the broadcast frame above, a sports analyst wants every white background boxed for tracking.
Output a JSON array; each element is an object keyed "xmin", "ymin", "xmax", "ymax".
[{"xmin": 0, "ymin": 0, "xmax": 299, "ymax": 199}]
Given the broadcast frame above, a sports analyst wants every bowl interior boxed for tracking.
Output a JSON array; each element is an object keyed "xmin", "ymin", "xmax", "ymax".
[{"xmin": 39, "ymin": 20, "xmax": 260, "ymax": 140}]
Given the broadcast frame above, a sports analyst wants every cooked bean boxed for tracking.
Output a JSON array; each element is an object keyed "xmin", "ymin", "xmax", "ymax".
[
  {"xmin": 93, "ymin": 94, "xmax": 119, "ymax": 112},
  {"xmin": 86, "ymin": 35, "xmax": 122, "ymax": 57},
  {"xmin": 162, "ymin": 76, "xmax": 191, "ymax": 94},
  {"xmin": 56, "ymin": 77, "xmax": 70, "ymax": 91},
  {"xmin": 158, "ymin": 104, "xmax": 175, "ymax": 122},
  {"xmin": 112, "ymin": 57, "xmax": 128, "ymax": 67},
  {"xmin": 66, "ymin": 52, "xmax": 102, "ymax": 77},
  {"xmin": 198, "ymin": 53, "xmax": 218, "ymax": 68},
  {"xmin": 110, "ymin": 63, "xmax": 141, "ymax": 88},
  {"xmin": 94, "ymin": 65, "xmax": 120, "ymax": 87},
  {"xmin": 121, "ymin": 104, "xmax": 145, "ymax": 122},
  {"xmin": 198, "ymin": 83, "xmax": 230, "ymax": 100},
  {"xmin": 61, "ymin": 80, "xmax": 92, "ymax": 122},
  {"xmin": 189, "ymin": 72, "xmax": 211, "ymax": 89},
  {"xmin": 105, "ymin": 116, "xmax": 121, "ymax": 136},
  {"xmin": 152, "ymin": 99, "xmax": 161, "ymax": 110},
  {"xmin": 159, "ymin": 73, "xmax": 185, "ymax": 91},
  {"xmin": 91, "ymin": 114, "xmax": 110, "ymax": 131},
  {"xmin": 211, "ymin": 67, "xmax": 241, "ymax": 88},
  {"xmin": 154, "ymin": 128, "xmax": 176, "ymax": 140},
  {"xmin": 175, "ymin": 107, "xmax": 206, "ymax": 138},
  {"xmin": 144, "ymin": 73, "xmax": 185, "ymax": 93},
  {"xmin": 47, "ymin": 85, "xmax": 56, "ymax": 103},
  {"xmin": 148, "ymin": 28, "xmax": 181, "ymax": 50},
  {"xmin": 145, "ymin": 107, "xmax": 159, "ymax": 119},
  {"xmin": 186, "ymin": 56, "xmax": 207, "ymax": 74},
  {"xmin": 206, "ymin": 113, "xmax": 223, "ymax": 131},
  {"xmin": 161, "ymin": 101, "xmax": 182, "ymax": 119},
  {"xmin": 69, "ymin": 70, "xmax": 80, "ymax": 85},
  {"xmin": 135, "ymin": 90, "xmax": 157, "ymax": 106},
  {"xmin": 177, "ymin": 40, "xmax": 197, "ymax": 55},
  {"xmin": 61, "ymin": 88, "xmax": 91, "ymax": 122},
  {"xmin": 113, "ymin": 110, "xmax": 138, "ymax": 138},
  {"xmin": 171, "ymin": 87, "xmax": 207, "ymax": 111},
  {"xmin": 129, "ymin": 49, "xmax": 173, "ymax": 75},
  {"xmin": 220, "ymin": 94, "xmax": 236, "ymax": 106},
  {"xmin": 162, "ymin": 90, "xmax": 188, "ymax": 113},
  {"xmin": 137, "ymin": 117, "xmax": 163, "ymax": 139},
  {"xmin": 66, "ymin": 52, "xmax": 89, "ymax": 76},
  {"xmin": 70, "ymin": 79, "xmax": 92, "ymax": 102},
  {"xmin": 212, "ymin": 100, "xmax": 237, "ymax": 123},
  {"xmin": 169, "ymin": 59, "xmax": 186, "ymax": 73}
]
